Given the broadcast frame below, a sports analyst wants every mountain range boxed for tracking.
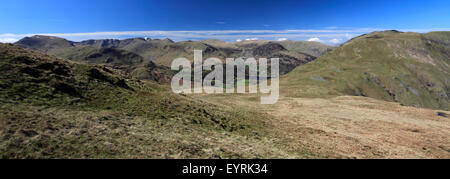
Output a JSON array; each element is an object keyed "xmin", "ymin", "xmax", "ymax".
[{"xmin": 15, "ymin": 35, "xmax": 335, "ymax": 77}]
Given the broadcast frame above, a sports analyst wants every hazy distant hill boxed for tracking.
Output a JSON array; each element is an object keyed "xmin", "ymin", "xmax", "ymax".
[{"xmin": 282, "ymin": 30, "xmax": 450, "ymax": 110}]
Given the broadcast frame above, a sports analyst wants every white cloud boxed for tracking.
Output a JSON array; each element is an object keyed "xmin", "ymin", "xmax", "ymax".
[
  {"xmin": 307, "ymin": 37, "xmax": 322, "ymax": 42},
  {"xmin": 0, "ymin": 30, "xmax": 364, "ymax": 44},
  {"xmin": 0, "ymin": 38, "xmax": 19, "ymax": 43},
  {"xmin": 329, "ymin": 38, "xmax": 342, "ymax": 44},
  {"xmin": 0, "ymin": 28, "xmax": 381, "ymax": 39},
  {"xmin": 236, "ymin": 39, "xmax": 242, "ymax": 42},
  {"xmin": 345, "ymin": 33, "xmax": 353, "ymax": 39}
]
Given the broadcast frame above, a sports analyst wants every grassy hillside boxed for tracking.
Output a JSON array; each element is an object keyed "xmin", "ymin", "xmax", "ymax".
[
  {"xmin": 0, "ymin": 43, "xmax": 305, "ymax": 158},
  {"xmin": 281, "ymin": 31, "xmax": 450, "ymax": 110}
]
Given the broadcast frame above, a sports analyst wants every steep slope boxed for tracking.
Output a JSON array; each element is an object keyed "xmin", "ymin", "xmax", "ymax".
[
  {"xmin": 54, "ymin": 46, "xmax": 144, "ymax": 66},
  {"xmin": 281, "ymin": 30, "xmax": 450, "ymax": 110},
  {"xmin": 0, "ymin": 43, "xmax": 299, "ymax": 158},
  {"xmin": 240, "ymin": 42, "xmax": 316, "ymax": 75}
]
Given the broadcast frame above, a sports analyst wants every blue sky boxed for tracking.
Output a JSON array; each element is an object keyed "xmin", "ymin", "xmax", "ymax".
[{"xmin": 1, "ymin": 0, "xmax": 450, "ymax": 44}]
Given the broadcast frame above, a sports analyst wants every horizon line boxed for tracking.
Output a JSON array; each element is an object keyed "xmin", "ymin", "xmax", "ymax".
[{"xmin": 1, "ymin": 28, "xmax": 449, "ymax": 44}]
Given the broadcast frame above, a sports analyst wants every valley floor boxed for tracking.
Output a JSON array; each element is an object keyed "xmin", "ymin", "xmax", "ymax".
[{"xmin": 193, "ymin": 94, "xmax": 450, "ymax": 158}]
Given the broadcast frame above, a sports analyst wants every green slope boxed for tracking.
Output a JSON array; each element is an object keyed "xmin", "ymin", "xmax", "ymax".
[{"xmin": 281, "ymin": 31, "xmax": 450, "ymax": 110}]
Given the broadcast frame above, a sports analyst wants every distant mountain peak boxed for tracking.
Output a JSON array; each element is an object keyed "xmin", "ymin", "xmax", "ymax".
[
  {"xmin": 30, "ymin": 35, "xmax": 66, "ymax": 40},
  {"xmin": 15, "ymin": 35, "xmax": 74, "ymax": 52},
  {"xmin": 162, "ymin": 38, "xmax": 174, "ymax": 43}
]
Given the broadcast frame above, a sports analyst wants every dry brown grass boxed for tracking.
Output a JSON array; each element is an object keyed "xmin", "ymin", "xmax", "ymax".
[{"xmin": 193, "ymin": 94, "xmax": 450, "ymax": 158}]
